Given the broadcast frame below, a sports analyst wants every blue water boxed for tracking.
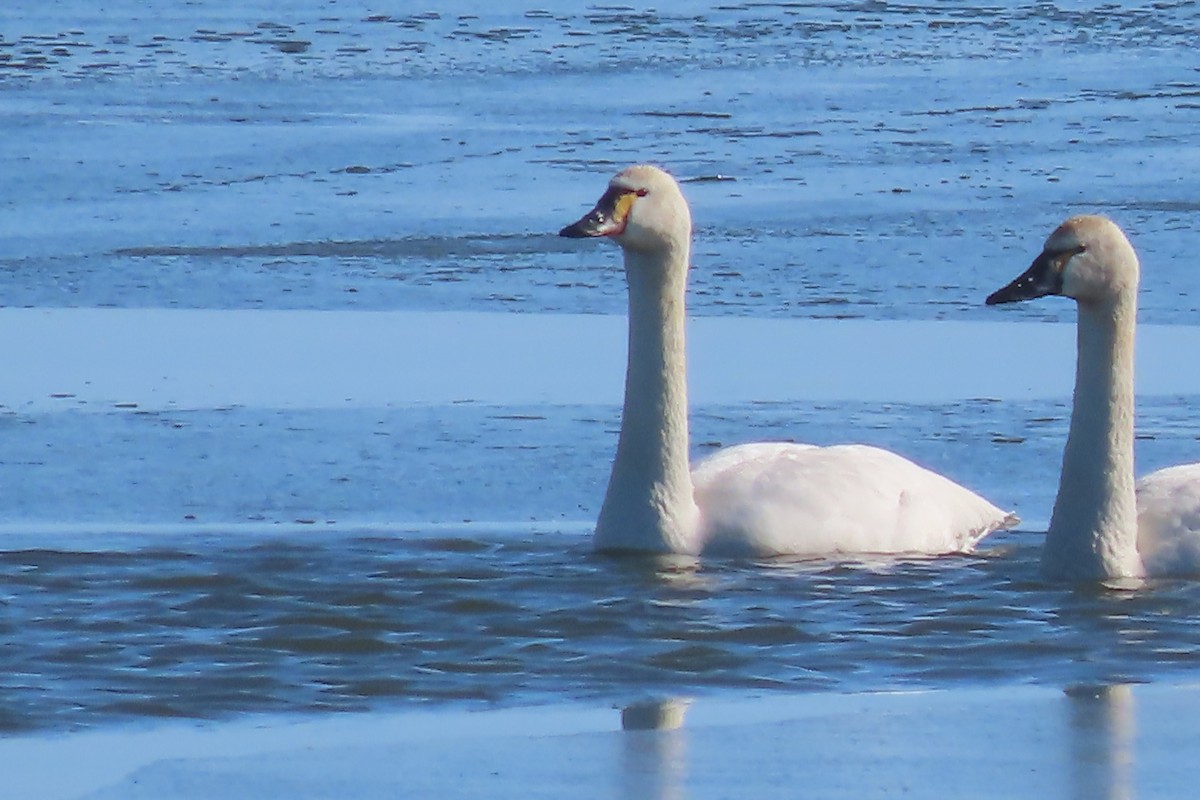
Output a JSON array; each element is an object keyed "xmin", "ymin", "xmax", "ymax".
[{"xmin": 2, "ymin": 1, "xmax": 1200, "ymax": 735}]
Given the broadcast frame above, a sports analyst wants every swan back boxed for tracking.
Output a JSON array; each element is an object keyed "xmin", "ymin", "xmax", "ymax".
[
  {"xmin": 692, "ymin": 443, "xmax": 1012, "ymax": 557},
  {"xmin": 1137, "ymin": 464, "xmax": 1200, "ymax": 576}
]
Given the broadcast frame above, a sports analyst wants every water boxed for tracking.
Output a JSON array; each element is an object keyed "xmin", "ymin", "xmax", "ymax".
[
  {"xmin": 5, "ymin": 2, "xmax": 1200, "ymax": 321},
  {"xmin": 2, "ymin": 1, "xmax": 1200, "ymax": 736},
  {"xmin": 7, "ymin": 528, "xmax": 1200, "ymax": 737}
]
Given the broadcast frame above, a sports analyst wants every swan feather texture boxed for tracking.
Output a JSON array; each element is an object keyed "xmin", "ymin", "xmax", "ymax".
[
  {"xmin": 1137, "ymin": 464, "xmax": 1200, "ymax": 576},
  {"xmin": 561, "ymin": 164, "xmax": 1016, "ymax": 558},
  {"xmin": 692, "ymin": 442, "xmax": 1010, "ymax": 557},
  {"xmin": 988, "ymin": 214, "xmax": 1200, "ymax": 581}
]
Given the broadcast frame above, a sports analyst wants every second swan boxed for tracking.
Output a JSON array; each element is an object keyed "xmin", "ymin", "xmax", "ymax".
[{"xmin": 988, "ymin": 214, "xmax": 1200, "ymax": 581}]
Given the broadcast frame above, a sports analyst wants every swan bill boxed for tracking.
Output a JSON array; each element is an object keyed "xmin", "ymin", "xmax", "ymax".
[
  {"xmin": 559, "ymin": 186, "xmax": 638, "ymax": 238},
  {"xmin": 985, "ymin": 249, "xmax": 1070, "ymax": 305}
]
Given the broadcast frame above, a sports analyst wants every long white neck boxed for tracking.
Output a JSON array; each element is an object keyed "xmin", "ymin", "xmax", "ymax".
[
  {"xmin": 594, "ymin": 244, "xmax": 700, "ymax": 553},
  {"xmin": 1042, "ymin": 292, "xmax": 1143, "ymax": 580}
]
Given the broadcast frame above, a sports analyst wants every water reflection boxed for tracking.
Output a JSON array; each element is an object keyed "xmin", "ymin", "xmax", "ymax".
[
  {"xmin": 624, "ymin": 554, "xmax": 710, "ymax": 592},
  {"xmin": 620, "ymin": 699, "xmax": 692, "ymax": 800},
  {"xmin": 621, "ymin": 698, "xmax": 692, "ymax": 732},
  {"xmin": 607, "ymin": 688, "xmax": 1145, "ymax": 800},
  {"xmin": 1065, "ymin": 685, "xmax": 1135, "ymax": 800}
]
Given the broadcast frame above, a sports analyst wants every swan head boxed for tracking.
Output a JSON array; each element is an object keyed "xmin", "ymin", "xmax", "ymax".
[
  {"xmin": 986, "ymin": 215, "xmax": 1139, "ymax": 307},
  {"xmin": 559, "ymin": 165, "xmax": 691, "ymax": 256}
]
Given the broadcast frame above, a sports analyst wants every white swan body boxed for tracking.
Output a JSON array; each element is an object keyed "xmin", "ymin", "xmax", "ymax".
[
  {"xmin": 1137, "ymin": 464, "xmax": 1200, "ymax": 575},
  {"xmin": 987, "ymin": 214, "xmax": 1200, "ymax": 580},
  {"xmin": 691, "ymin": 442, "xmax": 1014, "ymax": 556},
  {"xmin": 560, "ymin": 164, "xmax": 1015, "ymax": 557}
]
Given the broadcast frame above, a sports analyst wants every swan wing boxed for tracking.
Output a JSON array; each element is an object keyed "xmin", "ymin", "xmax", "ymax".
[
  {"xmin": 1137, "ymin": 463, "xmax": 1200, "ymax": 576},
  {"xmin": 691, "ymin": 443, "xmax": 1016, "ymax": 557}
]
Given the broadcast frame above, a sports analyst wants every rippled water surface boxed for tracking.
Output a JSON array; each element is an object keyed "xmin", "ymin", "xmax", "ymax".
[
  {"xmin": 4, "ymin": 1, "xmax": 1200, "ymax": 321},
  {"xmin": 2, "ymin": 395, "xmax": 1199, "ymax": 734},
  {"xmin": 3, "ymin": 1, "xmax": 1200, "ymax": 736},
  {"xmin": 0, "ymin": 525, "xmax": 1195, "ymax": 738},
  {"xmin": 6, "ymin": 525, "xmax": 1200, "ymax": 735}
]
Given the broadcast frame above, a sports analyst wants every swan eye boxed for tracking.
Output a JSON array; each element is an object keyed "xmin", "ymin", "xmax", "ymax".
[{"xmin": 1054, "ymin": 244, "xmax": 1086, "ymax": 270}]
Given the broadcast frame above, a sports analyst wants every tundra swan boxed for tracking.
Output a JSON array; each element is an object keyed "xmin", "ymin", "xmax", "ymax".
[
  {"xmin": 559, "ymin": 164, "xmax": 1016, "ymax": 556},
  {"xmin": 987, "ymin": 214, "xmax": 1200, "ymax": 580}
]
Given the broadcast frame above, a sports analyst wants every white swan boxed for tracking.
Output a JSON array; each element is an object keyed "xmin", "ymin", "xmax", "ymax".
[
  {"xmin": 559, "ymin": 164, "xmax": 1016, "ymax": 557},
  {"xmin": 986, "ymin": 214, "xmax": 1200, "ymax": 581}
]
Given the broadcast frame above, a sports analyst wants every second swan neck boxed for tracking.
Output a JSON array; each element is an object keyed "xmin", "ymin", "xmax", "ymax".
[{"xmin": 1043, "ymin": 295, "xmax": 1142, "ymax": 580}]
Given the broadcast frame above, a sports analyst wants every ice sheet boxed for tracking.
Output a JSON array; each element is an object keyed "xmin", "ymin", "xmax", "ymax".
[
  {"xmin": 4, "ymin": 308, "xmax": 1200, "ymax": 412},
  {"xmin": 6, "ymin": 683, "xmax": 1200, "ymax": 800}
]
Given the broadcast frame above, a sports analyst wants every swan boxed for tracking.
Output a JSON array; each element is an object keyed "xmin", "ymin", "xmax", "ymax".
[
  {"xmin": 986, "ymin": 214, "xmax": 1200, "ymax": 581},
  {"xmin": 559, "ymin": 164, "xmax": 1016, "ymax": 557}
]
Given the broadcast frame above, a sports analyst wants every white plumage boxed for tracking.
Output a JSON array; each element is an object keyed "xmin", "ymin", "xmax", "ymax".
[
  {"xmin": 692, "ymin": 442, "xmax": 1009, "ymax": 557},
  {"xmin": 1137, "ymin": 464, "xmax": 1200, "ymax": 576},
  {"xmin": 988, "ymin": 214, "xmax": 1200, "ymax": 580},
  {"xmin": 560, "ymin": 164, "xmax": 1015, "ymax": 557}
]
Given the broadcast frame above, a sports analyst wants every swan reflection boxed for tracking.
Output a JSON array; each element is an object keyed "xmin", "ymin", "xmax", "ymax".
[
  {"xmin": 619, "ymin": 698, "xmax": 692, "ymax": 800},
  {"xmin": 1065, "ymin": 684, "xmax": 1135, "ymax": 800}
]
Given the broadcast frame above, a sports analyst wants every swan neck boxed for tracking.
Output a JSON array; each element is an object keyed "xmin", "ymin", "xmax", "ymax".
[
  {"xmin": 595, "ymin": 244, "xmax": 699, "ymax": 553},
  {"xmin": 1043, "ymin": 293, "xmax": 1142, "ymax": 579}
]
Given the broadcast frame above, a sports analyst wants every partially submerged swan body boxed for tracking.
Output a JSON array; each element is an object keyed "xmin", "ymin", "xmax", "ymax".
[
  {"xmin": 1136, "ymin": 464, "xmax": 1200, "ymax": 576},
  {"xmin": 560, "ymin": 164, "xmax": 1015, "ymax": 557},
  {"xmin": 987, "ymin": 214, "xmax": 1200, "ymax": 581}
]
